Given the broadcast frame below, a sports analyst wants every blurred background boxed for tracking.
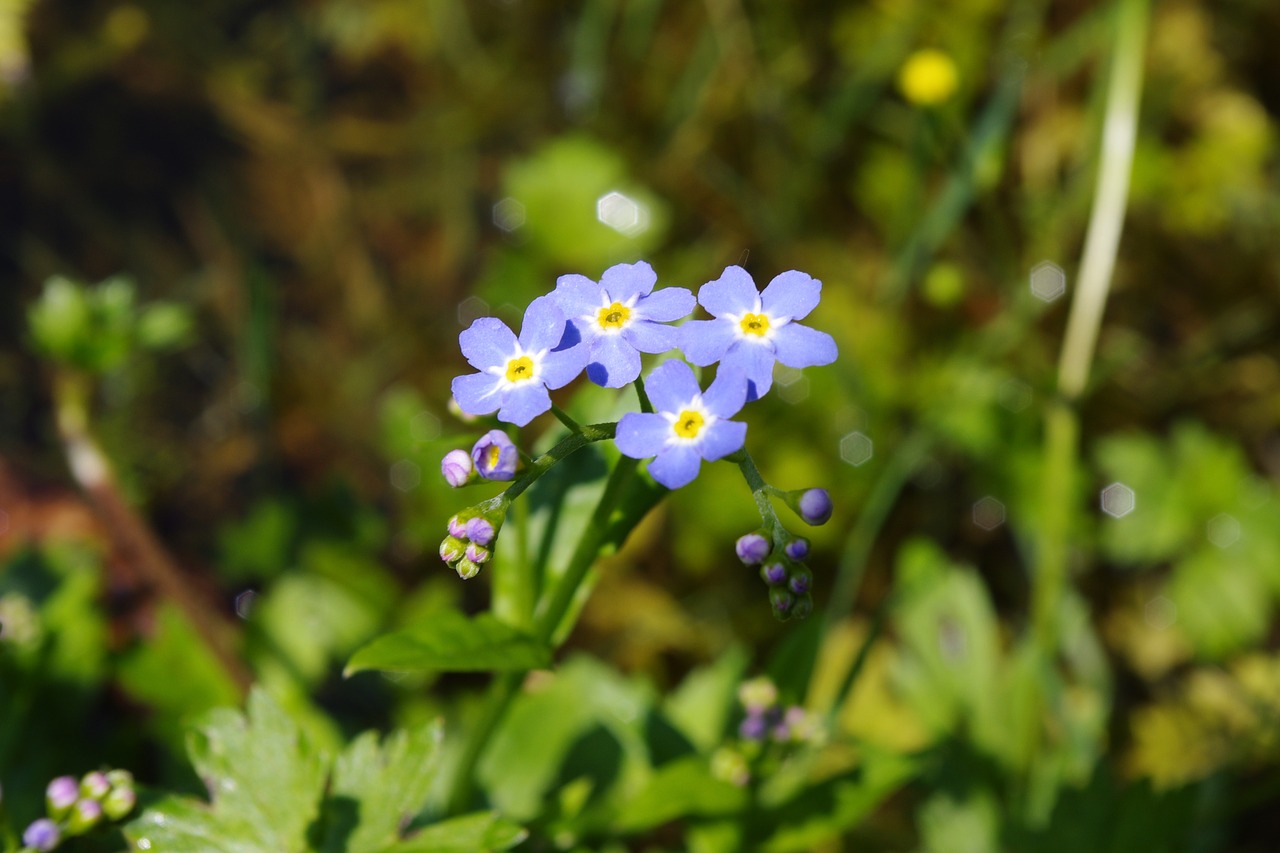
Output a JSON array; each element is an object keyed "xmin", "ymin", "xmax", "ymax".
[{"xmin": 2, "ymin": 0, "xmax": 1280, "ymax": 849}]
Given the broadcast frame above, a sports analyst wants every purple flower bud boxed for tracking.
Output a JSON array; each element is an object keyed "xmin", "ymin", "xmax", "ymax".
[
  {"xmin": 472, "ymin": 430, "xmax": 519, "ymax": 481},
  {"xmin": 66, "ymin": 797, "xmax": 103, "ymax": 835},
  {"xmin": 455, "ymin": 558, "xmax": 481, "ymax": 580},
  {"xmin": 784, "ymin": 538, "xmax": 810, "ymax": 560},
  {"xmin": 788, "ymin": 568, "xmax": 812, "ymax": 596},
  {"xmin": 80, "ymin": 771, "xmax": 110, "ymax": 800},
  {"xmin": 439, "ymin": 536, "xmax": 466, "ymax": 564},
  {"xmin": 797, "ymin": 488, "xmax": 832, "ymax": 525},
  {"xmin": 103, "ymin": 784, "xmax": 137, "ymax": 820},
  {"xmin": 465, "ymin": 516, "xmax": 497, "ymax": 546},
  {"xmin": 760, "ymin": 562, "xmax": 787, "ymax": 586},
  {"xmin": 447, "ymin": 514, "xmax": 469, "ymax": 538},
  {"xmin": 791, "ymin": 596, "xmax": 813, "ymax": 620},
  {"xmin": 465, "ymin": 542, "xmax": 490, "ymax": 564},
  {"xmin": 735, "ymin": 533, "xmax": 770, "ymax": 565},
  {"xmin": 47, "ymin": 774, "xmax": 79, "ymax": 815},
  {"xmin": 770, "ymin": 588, "xmax": 795, "ymax": 616},
  {"xmin": 23, "ymin": 818, "xmax": 60, "ymax": 851},
  {"xmin": 441, "ymin": 449, "xmax": 475, "ymax": 487},
  {"xmin": 738, "ymin": 710, "xmax": 768, "ymax": 741},
  {"xmin": 773, "ymin": 705, "xmax": 807, "ymax": 742}
]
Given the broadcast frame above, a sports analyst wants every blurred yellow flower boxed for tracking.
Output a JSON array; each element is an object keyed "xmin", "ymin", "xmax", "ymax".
[{"xmin": 899, "ymin": 48, "xmax": 959, "ymax": 106}]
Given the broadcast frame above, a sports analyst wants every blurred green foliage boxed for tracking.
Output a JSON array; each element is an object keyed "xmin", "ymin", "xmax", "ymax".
[{"xmin": 2, "ymin": 0, "xmax": 1280, "ymax": 849}]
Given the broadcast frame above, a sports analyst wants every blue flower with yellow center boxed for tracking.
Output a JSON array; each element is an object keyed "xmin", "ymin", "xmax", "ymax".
[
  {"xmin": 615, "ymin": 361, "xmax": 748, "ymax": 489},
  {"xmin": 451, "ymin": 296, "xmax": 587, "ymax": 426},
  {"xmin": 679, "ymin": 266, "xmax": 838, "ymax": 399},
  {"xmin": 551, "ymin": 260, "xmax": 695, "ymax": 388}
]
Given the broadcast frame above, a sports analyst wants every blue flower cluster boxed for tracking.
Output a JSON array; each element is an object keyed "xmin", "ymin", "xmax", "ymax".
[{"xmin": 450, "ymin": 260, "xmax": 837, "ymax": 490}]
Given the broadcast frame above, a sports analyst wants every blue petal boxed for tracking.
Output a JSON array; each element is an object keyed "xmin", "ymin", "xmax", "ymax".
[
  {"xmin": 519, "ymin": 295, "xmax": 567, "ymax": 352},
  {"xmin": 459, "ymin": 318, "xmax": 517, "ymax": 371},
  {"xmin": 721, "ymin": 342, "xmax": 776, "ymax": 397},
  {"xmin": 637, "ymin": 287, "xmax": 695, "ymax": 322},
  {"xmin": 699, "ymin": 419, "xmax": 747, "ymax": 461},
  {"xmin": 623, "ymin": 321, "xmax": 678, "ymax": 354},
  {"xmin": 702, "ymin": 369, "xmax": 748, "ymax": 418},
  {"xmin": 497, "ymin": 382, "xmax": 551, "ymax": 426},
  {"xmin": 760, "ymin": 270, "xmax": 822, "ymax": 320},
  {"xmin": 772, "ymin": 323, "xmax": 838, "ymax": 368},
  {"xmin": 586, "ymin": 335, "xmax": 641, "ymax": 388},
  {"xmin": 679, "ymin": 319, "xmax": 735, "ymax": 366},
  {"xmin": 600, "ymin": 260, "xmax": 656, "ymax": 302},
  {"xmin": 698, "ymin": 266, "xmax": 759, "ymax": 317},
  {"xmin": 647, "ymin": 444, "xmax": 702, "ymax": 489},
  {"xmin": 540, "ymin": 343, "xmax": 588, "ymax": 389},
  {"xmin": 553, "ymin": 274, "xmax": 604, "ymax": 318},
  {"xmin": 644, "ymin": 360, "xmax": 701, "ymax": 414},
  {"xmin": 452, "ymin": 372, "xmax": 502, "ymax": 416},
  {"xmin": 615, "ymin": 412, "xmax": 671, "ymax": 459}
]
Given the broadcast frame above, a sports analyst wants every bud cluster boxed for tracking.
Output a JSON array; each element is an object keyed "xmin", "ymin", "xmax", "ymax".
[
  {"xmin": 24, "ymin": 768, "xmax": 137, "ymax": 851},
  {"xmin": 734, "ymin": 527, "xmax": 817, "ymax": 621},
  {"xmin": 710, "ymin": 677, "xmax": 819, "ymax": 787},
  {"xmin": 441, "ymin": 429, "xmax": 522, "ymax": 487},
  {"xmin": 736, "ymin": 677, "xmax": 812, "ymax": 745},
  {"xmin": 440, "ymin": 510, "xmax": 502, "ymax": 580}
]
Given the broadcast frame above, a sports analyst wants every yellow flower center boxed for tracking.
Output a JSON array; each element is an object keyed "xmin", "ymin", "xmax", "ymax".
[
  {"xmin": 739, "ymin": 313, "xmax": 770, "ymax": 337},
  {"xmin": 597, "ymin": 301, "xmax": 632, "ymax": 329},
  {"xmin": 673, "ymin": 409, "xmax": 705, "ymax": 439},
  {"xmin": 504, "ymin": 355, "xmax": 535, "ymax": 383},
  {"xmin": 487, "ymin": 444, "xmax": 503, "ymax": 468}
]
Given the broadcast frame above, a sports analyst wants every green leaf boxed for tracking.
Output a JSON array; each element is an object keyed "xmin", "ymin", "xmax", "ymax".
[
  {"xmin": 380, "ymin": 812, "xmax": 526, "ymax": 853},
  {"xmin": 316, "ymin": 721, "xmax": 443, "ymax": 853},
  {"xmin": 663, "ymin": 647, "xmax": 749, "ymax": 753},
  {"xmin": 758, "ymin": 750, "xmax": 918, "ymax": 852},
  {"xmin": 124, "ymin": 688, "xmax": 327, "ymax": 853},
  {"xmin": 612, "ymin": 756, "xmax": 748, "ymax": 832},
  {"xmin": 345, "ymin": 611, "xmax": 552, "ymax": 676}
]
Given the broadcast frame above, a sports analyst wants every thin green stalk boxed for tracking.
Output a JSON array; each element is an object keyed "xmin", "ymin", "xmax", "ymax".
[
  {"xmin": 1033, "ymin": 0, "xmax": 1148, "ymax": 654},
  {"xmin": 550, "ymin": 404, "xmax": 583, "ymax": 433},
  {"xmin": 447, "ymin": 450, "xmax": 646, "ymax": 813},
  {"xmin": 534, "ymin": 455, "xmax": 641, "ymax": 644}
]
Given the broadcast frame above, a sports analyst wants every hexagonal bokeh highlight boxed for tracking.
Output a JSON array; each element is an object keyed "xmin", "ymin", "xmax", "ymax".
[
  {"xmin": 1143, "ymin": 595, "xmax": 1177, "ymax": 630},
  {"xmin": 840, "ymin": 431, "xmax": 873, "ymax": 467},
  {"xmin": 597, "ymin": 190, "xmax": 650, "ymax": 237},
  {"xmin": 492, "ymin": 197, "xmax": 526, "ymax": 232},
  {"xmin": 411, "ymin": 411, "xmax": 441, "ymax": 442},
  {"xmin": 390, "ymin": 459, "xmax": 422, "ymax": 492},
  {"xmin": 972, "ymin": 496, "xmax": 1006, "ymax": 531},
  {"xmin": 998, "ymin": 379, "xmax": 1032, "ymax": 413},
  {"xmin": 1030, "ymin": 261, "xmax": 1066, "ymax": 302},
  {"xmin": 457, "ymin": 295, "xmax": 490, "ymax": 327},
  {"xmin": 1100, "ymin": 482, "xmax": 1135, "ymax": 518},
  {"xmin": 1206, "ymin": 513, "xmax": 1241, "ymax": 549}
]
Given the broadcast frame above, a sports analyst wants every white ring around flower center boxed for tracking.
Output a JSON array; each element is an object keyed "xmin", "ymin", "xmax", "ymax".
[
  {"xmin": 724, "ymin": 297, "xmax": 788, "ymax": 344},
  {"xmin": 488, "ymin": 344, "xmax": 547, "ymax": 390},
  {"xmin": 587, "ymin": 294, "xmax": 639, "ymax": 335},
  {"xmin": 662, "ymin": 397, "xmax": 718, "ymax": 445}
]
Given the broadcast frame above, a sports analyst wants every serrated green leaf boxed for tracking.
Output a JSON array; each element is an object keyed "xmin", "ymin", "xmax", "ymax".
[
  {"xmin": 379, "ymin": 812, "xmax": 526, "ymax": 853},
  {"xmin": 124, "ymin": 688, "xmax": 326, "ymax": 853},
  {"xmin": 316, "ymin": 721, "xmax": 443, "ymax": 853},
  {"xmin": 345, "ymin": 611, "xmax": 551, "ymax": 675}
]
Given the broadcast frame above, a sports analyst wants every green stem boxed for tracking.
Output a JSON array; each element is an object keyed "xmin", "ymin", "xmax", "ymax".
[
  {"xmin": 534, "ymin": 455, "xmax": 641, "ymax": 644},
  {"xmin": 446, "ymin": 449, "xmax": 648, "ymax": 813},
  {"xmin": 1033, "ymin": 0, "xmax": 1148, "ymax": 657},
  {"xmin": 479, "ymin": 422, "xmax": 617, "ymax": 512},
  {"xmin": 549, "ymin": 404, "xmax": 583, "ymax": 433},
  {"xmin": 634, "ymin": 374, "xmax": 654, "ymax": 414}
]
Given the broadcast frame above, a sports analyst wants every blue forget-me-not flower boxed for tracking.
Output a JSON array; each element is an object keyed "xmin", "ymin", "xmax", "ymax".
[
  {"xmin": 451, "ymin": 296, "xmax": 587, "ymax": 426},
  {"xmin": 552, "ymin": 260, "xmax": 695, "ymax": 388},
  {"xmin": 679, "ymin": 266, "xmax": 838, "ymax": 399},
  {"xmin": 615, "ymin": 360, "xmax": 748, "ymax": 489}
]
